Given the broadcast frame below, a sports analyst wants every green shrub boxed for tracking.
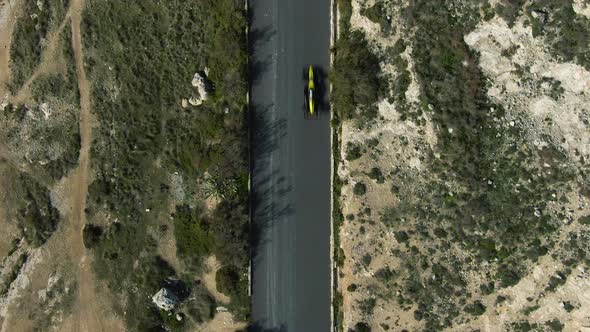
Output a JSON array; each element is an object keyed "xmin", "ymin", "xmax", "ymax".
[
  {"xmin": 563, "ymin": 301, "xmax": 575, "ymax": 312},
  {"xmin": 545, "ymin": 319, "xmax": 564, "ymax": 332},
  {"xmin": 16, "ymin": 173, "xmax": 61, "ymax": 247},
  {"xmin": 375, "ymin": 266, "xmax": 396, "ymax": 282},
  {"xmin": 394, "ymin": 231, "xmax": 409, "ymax": 243},
  {"xmin": 331, "ymin": 9, "xmax": 386, "ymax": 121},
  {"xmin": 579, "ymin": 215, "xmax": 590, "ymax": 225},
  {"xmin": 173, "ymin": 205, "xmax": 214, "ymax": 270},
  {"xmin": 367, "ymin": 167, "xmax": 385, "ymax": 183},
  {"xmin": 353, "ymin": 182, "xmax": 367, "ymax": 196},
  {"xmin": 464, "ymin": 300, "xmax": 486, "ymax": 316},
  {"xmin": 353, "ymin": 322, "xmax": 371, "ymax": 332},
  {"xmin": 358, "ymin": 297, "xmax": 377, "ymax": 316},
  {"xmin": 346, "ymin": 142, "xmax": 363, "ymax": 161},
  {"xmin": 82, "ymin": 224, "xmax": 104, "ymax": 249},
  {"xmin": 216, "ymin": 265, "xmax": 240, "ymax": 296}
]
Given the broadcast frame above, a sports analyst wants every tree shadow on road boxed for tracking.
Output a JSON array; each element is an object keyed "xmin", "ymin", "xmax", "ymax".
[
  {"xmin": 249, "ymin": 24, "xmax": 276, "ymax": 85},
  {"xmin": 245, "ymin": 321, "xmax": 288, "ymax": 332},
  {"xmin": 249, "ymin": 102, "xmax": 293, "ymax": 266}
]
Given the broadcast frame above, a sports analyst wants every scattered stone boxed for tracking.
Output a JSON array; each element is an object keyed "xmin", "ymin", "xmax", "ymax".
[{"xmin": 188, "ymin": 96, "xmax": 202, "ymax": 106}]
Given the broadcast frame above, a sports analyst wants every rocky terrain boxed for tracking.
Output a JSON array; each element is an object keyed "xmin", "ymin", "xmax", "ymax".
[
  {"xmin": 333, "ymin": 0, "xmax": 590, "ymax": 331},
  {"xmin": 0, "ymin": 0, "xmax": 249, "ymax": 331}
]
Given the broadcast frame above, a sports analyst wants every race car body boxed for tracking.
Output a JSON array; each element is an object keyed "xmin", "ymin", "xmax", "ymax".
[{"xmin": 307, "ymin": 65, "xmax": 315, "ymax": 115}]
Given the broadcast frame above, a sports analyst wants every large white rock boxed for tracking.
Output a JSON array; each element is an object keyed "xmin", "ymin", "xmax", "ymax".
[
  {"xmin": 190, "ymin": 71, "xmax": 209, "ymax": 106},
  {"xmin": 152, "ymin": 288, "xmax": 179, "ymax": 311}
]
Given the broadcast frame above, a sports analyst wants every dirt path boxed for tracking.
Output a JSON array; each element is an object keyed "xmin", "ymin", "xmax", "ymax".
[{"xmin": 67, "ymin": 0, "xmax": 111, "ymax": 331}]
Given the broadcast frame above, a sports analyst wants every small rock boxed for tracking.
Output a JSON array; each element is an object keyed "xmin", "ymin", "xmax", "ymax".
[
  {"xmin": 189, "ymin": 96, "xmax": 202, "ymax": 106},
  {"xmin": 39, "ymin": 103, "xmax": 52, "ymax": 119}
]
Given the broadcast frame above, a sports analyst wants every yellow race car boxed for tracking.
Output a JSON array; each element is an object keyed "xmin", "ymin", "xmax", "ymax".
[{"xmin": 306, "ymin": 65, "xmax": 316, "ymax": 116}]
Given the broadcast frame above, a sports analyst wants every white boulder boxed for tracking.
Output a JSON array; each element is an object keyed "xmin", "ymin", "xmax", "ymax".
[{"xmin": 152, "ymin": 288, "xmax": 179, "ymax": 311}]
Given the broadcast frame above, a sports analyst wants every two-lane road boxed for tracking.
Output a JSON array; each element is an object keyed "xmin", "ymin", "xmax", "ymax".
[{"xmin": 250, "ymin": 0, "xmax": 332, "ymax": 331}]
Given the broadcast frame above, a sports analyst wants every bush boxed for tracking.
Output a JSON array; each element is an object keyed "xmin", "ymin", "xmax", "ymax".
[
  {"xmin": 346, "ymin": 142, "xmax": 363, "ymax": 161},
  {"xmin": 173, "ymin": 205, "xmax": 214, "ymax": 271},
  {"xmin": 353, "ymin": 182, "xmax": 367, "ymax": 196},
  {"xmin": 82, "ymin": 224, "xmax": 104, "ymax": 249},
  {"xmin": 216, "ymin": 265, "xmax": 240, "ymax": 296},
  {"xmin": 358, "ymin": 298, "xmax": 376, "ymax": 316},
  {"xmin": 352, "ymin": 322, "xmax": 371, "ymax": 332},
  {"xmin": 367, "ymin": 167, "xmax": 385, "ymax": 183},
  {"xmin": 331, "ymin": 10, "xmax": 386, "ymax": 121},
  {"xmin": 545, "ymin": 319, "xmax": 564, "ymax": 332},
  {"xmin": 16, "ymin": 173, "xmax": 61, "ymax": 247},
  {"xmin": 464, "ymin": 300, "xmax": 486, "ymax": 316}
]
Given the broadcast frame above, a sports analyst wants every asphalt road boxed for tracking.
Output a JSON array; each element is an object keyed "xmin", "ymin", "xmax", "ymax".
[{"xmin": 249, "ymin": 0, "xmax": 332, "ymax": 331}]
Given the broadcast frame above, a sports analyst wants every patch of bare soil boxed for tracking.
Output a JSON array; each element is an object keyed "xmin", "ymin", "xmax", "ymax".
[
  {"xmin": 62, "ymin": 0, "xmax": 122, "ymax": 331},
  {"xmin": 202, "ymin": 255, "xmax": 231, "ymax": 305},
  {"xmin": 198, "ymin": 311, "xmax": 248, "ymax": 332}
]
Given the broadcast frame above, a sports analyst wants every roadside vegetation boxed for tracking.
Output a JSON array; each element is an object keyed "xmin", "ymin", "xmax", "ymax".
[
  {"xmin": 332, "ymin": 0, "xmax": 387, "ymax": 123},
  {"xmin": 81, "ymin": 0, "xmax": 249, "ymax": 330},
  {"xmin": 334, "ymin": 0, "xmax": 590, "ymax": 331}
]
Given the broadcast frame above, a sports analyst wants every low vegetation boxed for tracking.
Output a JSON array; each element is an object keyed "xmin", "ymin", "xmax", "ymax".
[
  {"xmin": 332, "ymin": 0, "xmax": 386, "ymax": 123},
  {"xmin": 335, "ymin": 0, "xmax": 590, "ymax": 330},
  {"xmin": 81, "ymin": 0, "xmax": 249, "ymax": 329},
  {"xmin": 9, "ymin": 0, "xmax": 69, "ymax": 92}
]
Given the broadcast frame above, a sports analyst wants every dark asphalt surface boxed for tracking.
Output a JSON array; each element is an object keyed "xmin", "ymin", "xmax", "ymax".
[{"xmin": 249, "ymin": 0, "xmax": 332, "ymax": 331}]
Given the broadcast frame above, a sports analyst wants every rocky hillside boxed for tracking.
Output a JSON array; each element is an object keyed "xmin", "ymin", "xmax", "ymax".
[
  {"xmin": 333, "ymin": 0, "xmax": 590, "ymax": 331},
  {"xmin": 0, "ymin": 0, "xmax": 249, "ymax": 331}
]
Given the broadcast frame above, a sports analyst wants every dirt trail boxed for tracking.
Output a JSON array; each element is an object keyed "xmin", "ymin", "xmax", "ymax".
[{"xmin": 67, "ymin": 0, "xmax": 112, "ymax": 331}]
